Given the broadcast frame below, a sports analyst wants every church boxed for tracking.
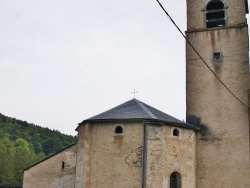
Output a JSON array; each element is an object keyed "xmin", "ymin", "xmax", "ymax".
[{"xmin": 23, "ymin": 0, "xmax": 250, "ymax": 187}]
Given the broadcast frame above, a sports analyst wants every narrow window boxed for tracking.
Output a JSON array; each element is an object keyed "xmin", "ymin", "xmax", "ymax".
[
  {"xmin": 173, "ymin": 128, "xmax": 179, "ymax": 136},
  {"xmin": 62, "ymin": 161, "xmax": 65, "ymax": 169},
  {"xmin": 213, "ymin": 52, "xmax": 222, "ymax": 61},
  {"xmin": 206, "ymin": 0, "xmax": 226, "ymax": 28},
  {"xmin": 115, "ymin": 125, "xmax": 123, "ymax": 134},
  {"xmin": 213, "ymin": 52, "xmax": 223, "ymax": 71},
  {"xmin": 170, "ymin": 172, "xmax": 181, "ymax": 188}
]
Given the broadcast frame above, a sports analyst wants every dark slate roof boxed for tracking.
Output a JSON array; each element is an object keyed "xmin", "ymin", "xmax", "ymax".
[{"xmin": 79, "ymin": 99, "xmax": 198, "ymax": 130}]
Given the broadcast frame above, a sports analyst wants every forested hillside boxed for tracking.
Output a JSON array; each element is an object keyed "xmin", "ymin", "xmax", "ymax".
[{"xmin": 0, "ymin": 113, "xmax": 77, "ymax": 184}]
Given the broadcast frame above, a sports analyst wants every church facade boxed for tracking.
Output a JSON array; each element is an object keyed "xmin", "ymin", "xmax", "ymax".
[{"xmin": 23, "ymin": 0, "xmax": 250, "ymax": 187}]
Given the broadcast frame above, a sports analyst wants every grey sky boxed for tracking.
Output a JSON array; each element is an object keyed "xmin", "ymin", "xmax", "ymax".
[{"xmin": 0, "ymin": 1, "xmax": 247, "ymax": 136}]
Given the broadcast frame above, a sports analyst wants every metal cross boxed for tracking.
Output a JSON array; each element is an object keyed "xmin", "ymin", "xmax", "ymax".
[{"xmin": 131, "ymin": 89, "xmax": 138, "ymax": 98}]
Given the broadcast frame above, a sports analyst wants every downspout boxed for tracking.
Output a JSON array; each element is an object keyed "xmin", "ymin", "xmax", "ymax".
[
  {"xmin": 248, "ymin": 89, "xmax": 250, "ymax": 125},
  {"xmin": 248, "ymin": 89, "xmax": 250, "ymax": 161},
  {"xmin": 141, "ymin": 121, "xmax": 147, "ymax": 188}
]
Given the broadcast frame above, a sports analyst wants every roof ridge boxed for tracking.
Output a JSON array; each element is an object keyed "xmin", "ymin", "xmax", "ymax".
[
  {"xmin": 87, "ymin": 98, "xmax": 135, "ymax": 120},
  {"xmin": 135, "ymin": 99, "xmax": 157, "ymax": 119}
]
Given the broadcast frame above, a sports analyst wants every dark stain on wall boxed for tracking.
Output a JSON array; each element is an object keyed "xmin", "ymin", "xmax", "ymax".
[
  {"xmin": 187, "ymin": 115, "xmax": 221, "ymax": 142},
  {"xmin": 114, "ymin": 135, "xmax": 123, "ymax": 153},
  {"xmin": 210, "ymin": 31, "xmax": 216, "ymax": 51}
]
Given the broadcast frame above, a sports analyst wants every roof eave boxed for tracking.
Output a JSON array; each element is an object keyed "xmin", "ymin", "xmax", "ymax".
[
  {"xmin": 75, "ymin": 118, "xmax": 145, "ymax": 131},
  {"xmin": 143, "ymin": 119, "xmax": 199, "ymax": 131},
  {"xmin": 75, "ymin": 118, "xmax": 199, "ymax": 131}
]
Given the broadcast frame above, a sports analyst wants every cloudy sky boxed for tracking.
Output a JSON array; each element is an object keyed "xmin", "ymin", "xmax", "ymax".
[{"xmin": 0, "ymin": 1, "xmax": 248, "ymax": 136}]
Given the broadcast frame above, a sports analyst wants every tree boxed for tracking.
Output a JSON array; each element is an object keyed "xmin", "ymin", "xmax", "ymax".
[
  {"xmin": 0, "ymin": 137, "xmax": 15, "ymax": 183},
  {"xmin": 14, "ymin": 138, "xmax": 36, "ymax": 183}
]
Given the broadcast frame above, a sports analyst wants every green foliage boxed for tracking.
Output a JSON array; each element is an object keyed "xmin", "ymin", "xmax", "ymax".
[
  {"xmin": 0, "ymin": 113, "xmax": 77, "ymax": 184},
  {"xmin": 0, "ymin": 137, "xmax": 15, "ymax": 183}
]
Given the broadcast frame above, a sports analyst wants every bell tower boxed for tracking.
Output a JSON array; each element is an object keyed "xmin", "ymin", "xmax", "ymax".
[{"xmin": 186, "ymin": 0, "xmax": 250, "ymax": 187}]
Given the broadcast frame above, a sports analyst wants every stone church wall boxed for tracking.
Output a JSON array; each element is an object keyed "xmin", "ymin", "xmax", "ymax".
[
  {"xmin": 145, "ymin": 124, "xmax": 196, "ymax": 188},
  {"xmin": 23, "ymin": 144, "xmax": 77, "ymax": 188},
  {"xmin": 186, "ymin": 0, "xmax": 250, "ymax": 187},
  {"xmin": 186, "ymin": 20, "xmax": 250, "ymax": 188},
  {"xmin": 75, "ymin": 122, "xmax": 143, "ymax": 188}
]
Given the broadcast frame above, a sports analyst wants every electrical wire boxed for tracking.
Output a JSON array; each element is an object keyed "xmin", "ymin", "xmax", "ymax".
[{"xmin": 156, "ymin": 0, "xmax": 249, "ymax": 109}]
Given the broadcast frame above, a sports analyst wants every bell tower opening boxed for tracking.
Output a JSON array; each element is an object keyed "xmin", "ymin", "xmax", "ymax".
[{"xmin": 206, "ymin": 0, "xmax": 226, "ymax": 28}]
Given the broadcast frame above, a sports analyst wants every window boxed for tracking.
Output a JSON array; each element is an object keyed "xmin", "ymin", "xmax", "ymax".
[
  {"xmin": 173, "ymin": 129, "xmax": 180, "ymax": 136},
  {"xmin": 170, "ymin": 172, "xmax": 181, "ymax": 188},
  {"xmin": 213, "ymin": 52, "xmax": 223, "ymax": 71},
  {"xmin": 115, "ymin": 125, "xmax": 123, "ymax": 133},
  {"xmin": 62, "ymin": 161, "xmax": 65, "ymax": 169},
  {"xmin": 206, "ymin": 0, "xmax": 226, "ymax": 28},
  {"xmin": 213, "ymin": 52, "xmax": 222, "ymax": 61},
  {"xmin": 113, "ymin": 124, "xmax": 124, "ymax": 136}
]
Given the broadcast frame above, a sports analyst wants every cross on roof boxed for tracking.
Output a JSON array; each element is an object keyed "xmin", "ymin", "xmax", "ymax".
[{"xmin": 131, "ymin": 89, "xmax": 138, "ymax": 98}]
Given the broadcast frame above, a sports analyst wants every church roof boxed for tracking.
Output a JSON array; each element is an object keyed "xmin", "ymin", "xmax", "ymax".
[{"xmin": 79, "ymin": 98, "xmax": 198, "ymax": 130}]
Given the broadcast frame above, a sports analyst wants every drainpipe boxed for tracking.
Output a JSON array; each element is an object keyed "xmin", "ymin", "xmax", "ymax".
[
  {"xmin": 248, "ymin": 89, "xmax": 250, "ymax": 124},
  {"xmin": 141, "ymin": 121, "xmax": 147, "ymax": 188},
  {"xmin": 248, "ymin": 89, "xmax": 250, "ymax": 161}
]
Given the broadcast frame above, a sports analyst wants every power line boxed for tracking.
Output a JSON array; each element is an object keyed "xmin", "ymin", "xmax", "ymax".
[{"xmin": 155, "ymin": 0, "xmax": 249, "ymax": 109}]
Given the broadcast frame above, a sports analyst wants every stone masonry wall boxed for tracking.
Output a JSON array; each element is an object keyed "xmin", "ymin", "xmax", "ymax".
[
  {"xmin": 186, "ymin": 26, "xmax": 250, "ymax": 188},
  {"xmin": 186, "ymin": 0, "xmax": 250, "ymax": 186},
  {"xmin": 145, "ymin": 124, "xmax": 196, "ymax": 188},
  {"xmin": 76, "ymin": 122, "xmax": 143, "ymax": 188},
  {"xmin": 23, "ymin": 144, "xmax": 77, "ymax": 188}
]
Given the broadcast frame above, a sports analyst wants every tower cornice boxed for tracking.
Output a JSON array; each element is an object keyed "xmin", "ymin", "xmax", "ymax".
[{"xmin": 186, "ymin": 23, "xmax": 248, "ymax": 33}]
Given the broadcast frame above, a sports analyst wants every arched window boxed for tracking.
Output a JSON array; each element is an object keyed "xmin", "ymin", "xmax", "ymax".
[
  {"xmin": 170, "ymin": 172, "xmax": 181, "ymax": 188},
  {"xmin": 115, "ymin": 125, "xmax": 123, "ymax": 134},
  {"xmin": 206, "ymin": 0, "xmax": 226, "ymax": 28},
  {"xmin": 173, "ymin": 128, "xmax": 180, "ymax": 136}
]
